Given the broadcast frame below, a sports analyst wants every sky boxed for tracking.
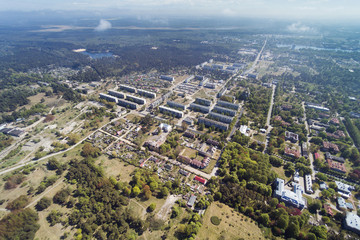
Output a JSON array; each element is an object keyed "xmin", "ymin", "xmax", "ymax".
[{"xmin": 0, "ymin": 0, "xmax": 359, "ymax": 21}]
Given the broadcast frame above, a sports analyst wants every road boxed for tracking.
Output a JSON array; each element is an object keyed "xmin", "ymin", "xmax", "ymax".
[
  {"xmin": 302, "ymin": 102, "xmax": 316, "ymax": 179},
  {"xmin": 243, "ymin": 37, "xmax": 267, "ymax": 76},
  {"xmin": 264, "ymin": 85, "xmax": 276, "ymax": 153},
  {"xmin": 227, "ymin": 107, "xmax": 244, "ymax": 140}
]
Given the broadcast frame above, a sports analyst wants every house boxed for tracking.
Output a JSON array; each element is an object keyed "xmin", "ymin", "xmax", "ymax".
[
  {"xmin": 194, "ymin": 176, "xmax": 206, "ymax": 184},
  {"xmin": 179, "ymin": 169, "xmax": 190, "ymax": 177},
  {"xmin": 178, "ymin": 155, "xmax": 192, "ymax": 164},
  {"xmin": 330, "ymin": 118, "xmax": 340, "ymax": 125},
  {"xmin": 324, "ymin": 204, "xmax": 334, "ymax": 217},
  {"xmin": 187, "ymin": 195, "xmax": 197, "ymax": 208},
  {"xmin": 314, "ymin": 152, "xmax": 320, "ymax": 160},
  {"xmin": 327, "ymin": 159, "xmax": 346, "ymax": 174},
  {"xmin": 285, "ymin": 131, "xmax": 299, "ymax": 143},
  {"xmin": 282, "ymin": 105, "xmax": 293, "ymax": 111}
]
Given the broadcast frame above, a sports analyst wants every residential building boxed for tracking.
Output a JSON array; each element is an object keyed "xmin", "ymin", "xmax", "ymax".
[
  {"xmin": 302, "ymin": 142, "xmax": 308, "ymax": 158},
  {"xmin": 179, "ymin": 169, "xmax": 190, "ymax": 177},
  {"xmin": 164, "ymin": 164, "xmax": 172, "ymax": 171},
  {"xmin": 324, "ymin": 204, "xmax": 334, "ymax": 217},
  {"xmin": 217, "ymin": 100, "xmax": 240, "ymax": 110},
  {"xmin": 183, "ymin": 117, "xmax": 194, "ymax": 126},
  {"xmin": 108, "ymin": 90, "xmax": 125, "ymax": 99},
  {"xmin": 304, "ymin": 175, "xmax": 313, "ymax": 194},
  {"xmin": 330, "ymin": 118, "xmax": 340, "ymax": 125},
  {"xmin": 208, "ymin": 112, "xmax": 233, "ymax": 124},
  {"xmin": 285, "ymin": 131, "xmax": 299, "ymax": 143},
  {"xmin": 126, "ymin": 95, "xmax": 146, "ymax": 105},
  {"xmin": 137, "ymin": 89, "xmax": 156, "ymax": 98},
  {"xmin": 117, "ymin": 99, "xmax": 137, "ymax": 110},
  {"xmin": 195, "ymin": 75, "xmax": 205, "ymax": 81},
  {"xmin": 327, "ymin": 159, "xmax": 346, "ymax": 174},
  {"xmin": 159, "ymin": 106, "xmax": 184, "ymax": 118},
  {"xmin": 177, "ymin": 155, "xmax": 192, "ymax": 164},
  {"xmin": 284, "ymin": 147, "xmax": 300, "ymax": 158},
  {"xmin": 184, "ymin": 75, "xmax": 194, "ymax": 83},
  {"xmin": 167, "ymin": 101, "xmax": 186, "ymax": 110},
  {"xmin": 119, "ymin": 84, "xmax": 136, "ymax": 93},
  {"xmin": 205, "ymin": 83, "xmax": 216, "ymax": 89},
  {"xmin": 206, "ymin": 139, "xmax": 220, "ymax": 146},
  {"xmin": 187, "ymin": 195, "xmax": 197, "ymax": 207},
  {"xmin": 344, "ymin": 213, "xmax": 360, "ymax": 235},
  {"xmin": 198, "ymin": 117, "xmax": 229, "ymax": 131},
  {"xmin": 160, "ymin": 75, "xmax": 174, "ymax": 82},
  {"xmin": 183, "ymin": 131, "xmax": 195, "ymax": 139},
  {"xmin": 273, "ymin": 178, "xmax": 306, "ymax": 209},
  {"xmin": 213, "ymin": 106, "xmax": 236, "ymax": 117},
  {"xmin": 189, "ymin": 103, "xmax": 211, "ymax": 113},
  {"xmin": 322, "ymin": 141, "xmax": 340, "ymax": 153},
  {"xmin": 325, "ymin": 152, "xmax": 345, "ymax": 163},
  {"xmin": 195, "ymin": 98, "xmax": 212, "ymax": 106},
  {"xmin": 99, "ymin": 93, "xmax": 118, "ymax": 103},
  {"xmin": 217, "ymin": 87, "xmax": 226, "ymax": 98},
  {"xmin": 194, "ymin": 176, "xmax": 207, "ymax": 184},
  {"xmin": 305, "ymin": 103, "xmax": 330, "ymax": 112}
]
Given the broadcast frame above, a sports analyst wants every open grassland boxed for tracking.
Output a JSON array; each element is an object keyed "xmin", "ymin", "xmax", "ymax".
[{"xmin": 197, "ymin": 202, "xmax": 265, "ymax": 240}]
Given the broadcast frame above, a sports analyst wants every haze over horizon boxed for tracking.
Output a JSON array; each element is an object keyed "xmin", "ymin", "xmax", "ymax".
[{"xmin": 0, "ymin": 0, "xmax": 360, "ymax": 22}]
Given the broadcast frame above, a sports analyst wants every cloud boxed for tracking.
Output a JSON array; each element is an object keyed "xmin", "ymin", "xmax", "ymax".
[
  {"xmin": 94, "ymin": 19, "xmax": 112, "ymax": 31},
  {"xmin": 287, "ymin": 22, "xmax": 315, "ymax": 33}
]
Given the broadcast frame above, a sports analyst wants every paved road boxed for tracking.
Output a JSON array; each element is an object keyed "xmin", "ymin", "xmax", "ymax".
[
  {"xmin": 264, "ymin": 85, "xmax": 276, "ymax": 153},
  {"xmin": 302, "ymin": 101, "xmax": 316, "ymax": 179}
]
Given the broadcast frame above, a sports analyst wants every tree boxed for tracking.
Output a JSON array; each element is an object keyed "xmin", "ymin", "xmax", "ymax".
[
  {"xmin": 285, "ymin": 222, "xmax": 299, "ymax": 238},
  {"xmin": 67, "ymin": 133, "xmax": 80, "ymax": 145},
  {"xmin": 81, "ymin": 142, "xmax": 101, "ymax": 158},
  {"xmin": 160, "ymin": 187, "xmax": 169, "ymax": 198},
  {"xmin": 147, "ymin": 203, "xmax": 156, "ymax": 213},
  {"xmin": 35, "ymin": 197, "xmax": 51, "ymax": 211},
  {"xmin": 6, "ymin": 195, "xmax": 29, "ymax": 211},
  {"xmin": 132, "ymin": 186, "xmax": 141, "ymax": 197},
  {"xmin": 259, "ymin": 213, "xmax": 270, "ymax": 226},
  {"xmin": 47, "ymin": 158, "xmax": 60, "ymax": 170}
]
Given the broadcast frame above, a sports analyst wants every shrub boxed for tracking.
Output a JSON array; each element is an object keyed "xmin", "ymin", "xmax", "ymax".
[{"xmin": 210, "ymin": 216, "xmax": 221, "ymax": 226}]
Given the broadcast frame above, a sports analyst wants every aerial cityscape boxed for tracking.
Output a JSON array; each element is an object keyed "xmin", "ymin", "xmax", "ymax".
[{"xmin": 0, "ymin": 1, "xmax": 360, "ymax": 240}]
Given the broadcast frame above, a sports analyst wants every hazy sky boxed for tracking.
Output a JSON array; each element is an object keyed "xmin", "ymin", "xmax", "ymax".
[{"xmin": 1, "ymin": 0, "xmax": 359, "ymax": 21}]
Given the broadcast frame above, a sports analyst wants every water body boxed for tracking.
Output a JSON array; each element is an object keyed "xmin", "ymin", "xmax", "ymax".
[
  {"xmin": 276, "ymin": 44, "xmax": 358, "ymax": 53},
  {"xmin": 80, "ymin": 51, "xmax": 114, "ymax": 59}
]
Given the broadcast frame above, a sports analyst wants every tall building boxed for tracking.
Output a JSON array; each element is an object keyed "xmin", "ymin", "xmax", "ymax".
[
  {"xmin": 217, "ymin": 100, "xmax": 239, "ymax": 110},
  {"xmin": 208, "ymin": 112, "xmax": 233, "ymax": 124},
  {"xmin": 126, "ymin": 95, "xmax": 146, "ymax": 105},
  {"xmin": 117, "ymin": 99, "xmax": 137, "ymax": 109},
  {"xmin": 167, "ymin": 101, "xmax": 186, "ymax": 110},
  {"xmin": 160, "ymin": 75, "xmax": 175, "ymax": 82},
  {"xmin": 108, "ymin": 90, "xmax": 125, "ymax": 99},
  {"xmin": 137, "ymin": 89, "xmax": 156, "ymax": 98},
  {"xmin": 99, "ymin": 93, "xmax": 118, "ymax": 103},
  {"xmin": 274, "ymin": 178, "xmax": 306, "ymax": 209},
  {"xmin": 198, "ymin": 117, "xmax": 229, "ymax": 131},
  {"xmin": 119, "ymin": 84, "xmax": 136, "ymax": 93},
  {"xmin": 189, "ymin": 103, "xmax": 211, "ymax": 113},
  {"xmin": 159, "ymin": 106, "xmax": 183, "ymax": 118},
  {"xmin": 195, "ymin": 98, "xmax": 212, "ymax": 106},
  {"xmin": 213, "ymin": 106, "xmax": 236, "ymax": 117}
]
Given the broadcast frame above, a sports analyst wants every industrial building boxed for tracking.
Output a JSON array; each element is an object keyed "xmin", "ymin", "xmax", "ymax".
[
  {"xmin": 159, "ymin": 106, "xmax": 184, "ymax": 118},
  {"xmin": 108, "ymin": 90, "xmax": 125, "ymax": 99},
  {"xmin": 213, "ymin": 106, "xmax": 236, "ymax": 117},
  {"xmin": 99, "ymin": 93, "xmax": 118, "ymax": 103},
  {"xmin": 137, "ymin": 89, "xmax": 156, "ymax": 98},
  {"xmin": 117, "ymin": 99, "xmax": 137, "ymax": 110},
  {"xmin": 126, "ymin": 95, "xmax": 146, "ymax": 105},
  {"xmin": 208, "ymin": 112, "xmax": 233, "ymax": 124},
  {"xmin": 195, "ymin": 98, "xmax": 212, "ymax": 106},
  {"xmin": 160, "ymin": 75, "xmax": 175, "ymax": 82},
  {"xmin": 189, "ymin": 103, "xmax": 211, "ymax": 114},
  {"xmin": 217, "ymin": 100, "xmax": 240, "ymax": 110},
  {"xmin": 304, "ymin": 175, "xmax": 313, "ymax": 194},
  {"xmin": 167, "ymin": 101, "xmax": 186, "ymax": 110},
  {"xmin": 274, "ymin": 178, "xmax": 306, "ymax": 209},
  {"xmin": 119, "ymin": 84, "xmax": 136, "ymax": 93},
  {"xmin": 198, "ymin": 117, "xmax": 229, "ymax": 131}
]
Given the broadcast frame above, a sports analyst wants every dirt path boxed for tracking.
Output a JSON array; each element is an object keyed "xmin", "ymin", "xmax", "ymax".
[
  {"xmin": 26, "ymin": 179, "xmax": 64, "ymax": 208},
  {"xmin": 156, "ymin": 195, "xmax": 181, "ymax": 220}
]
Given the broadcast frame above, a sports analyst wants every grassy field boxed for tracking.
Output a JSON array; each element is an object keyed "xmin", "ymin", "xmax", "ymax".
[
  {"xmin": 271, "ymin": 166, "xmax": 290, "ymax": 181},
  {"xmin": 202, "ymin": 159, "xmax": 217, "ymax": 174},
  {"xmin": 98, "ymin": 156, "xmax": 137, "ymax": 183},
  {"xmin": 253, "ymin": 134, "xmax": 266, "ymax": 143},
  {"xmin": 197, "ymin": 202, "xmax": 265, "ymax": 240}
]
